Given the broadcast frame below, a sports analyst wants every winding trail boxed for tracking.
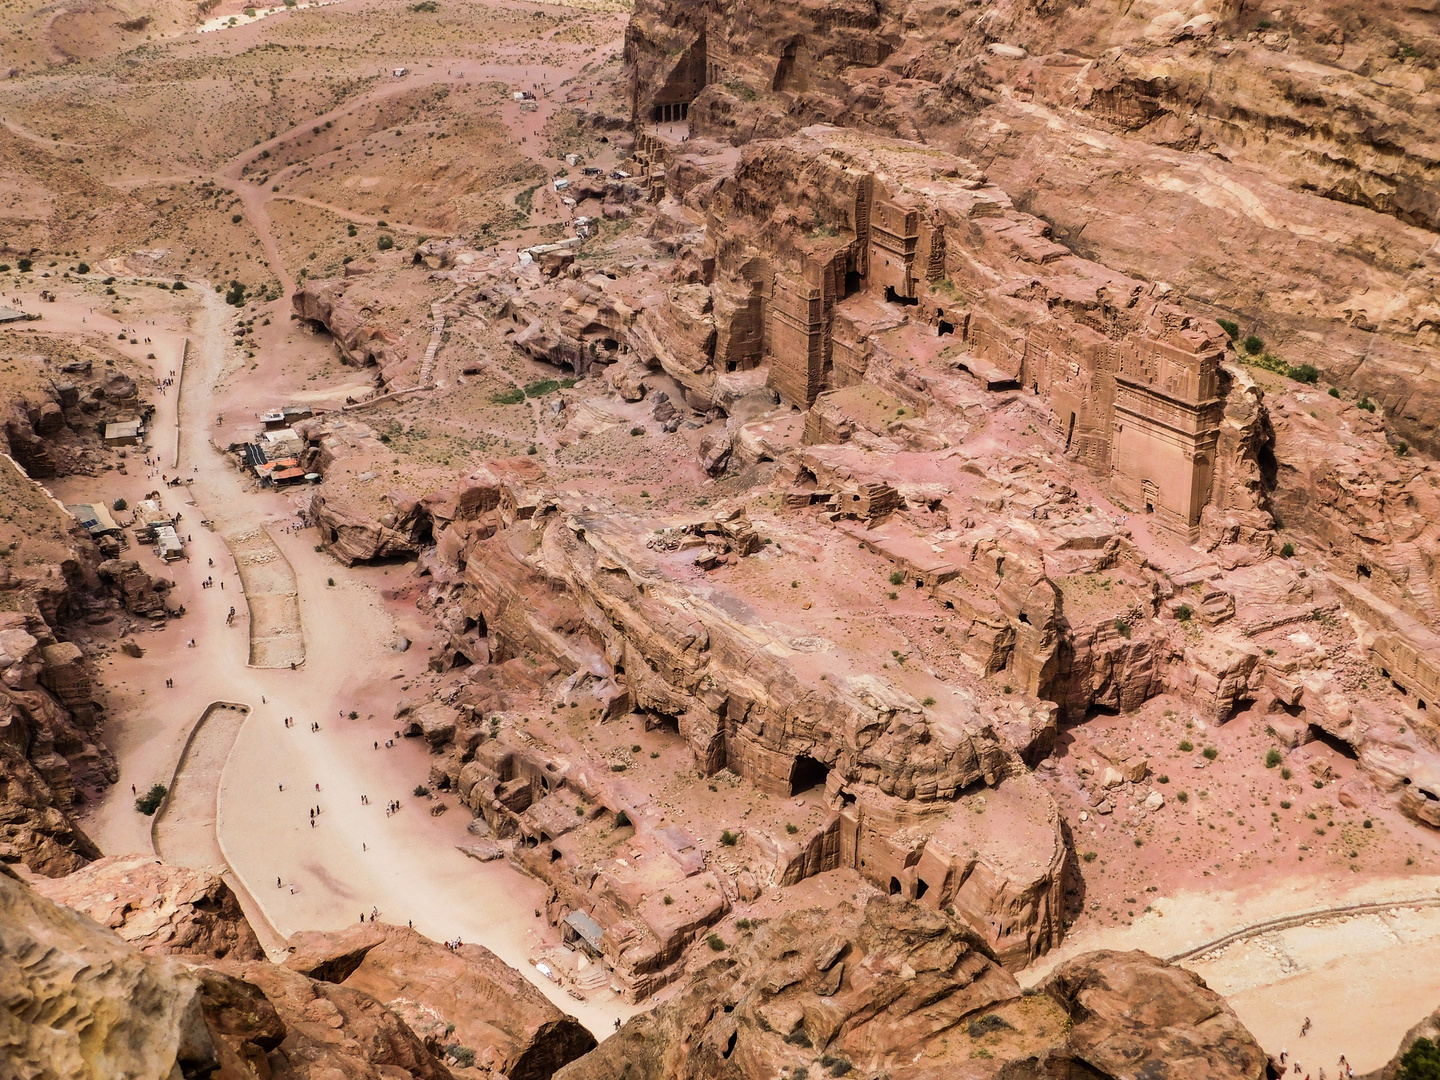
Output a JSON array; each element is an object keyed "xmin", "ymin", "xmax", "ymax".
[{"xmin": 122, "ymin": 261, "xmax": 642, "ymax": 1037}]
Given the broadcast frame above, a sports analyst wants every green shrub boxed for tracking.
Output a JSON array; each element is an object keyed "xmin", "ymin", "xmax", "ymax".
[
  {"xmin": 614, "ymin": 810, "xmax": 630, "ymax": 827},
  {"xmin": 921, "ymin": 696, "xmax": 936, "ymax": 707},
  {"xmin": 76, "ymin": 262, "xmax": 90, "ymax": 274},
  {"xmin": 135, "ymin": 783, "xmax": 168, "ymax": 815},
  {"xmin": 1080, "ymin": 851, "xmax": 1097, "ymax": 862},
  {"xmin": 1114, "ymin": 617, "xmax": 1132, "ymax": 639},
  {"xmin": 112, "ymin": 497, "xmax": 128, "ymax": 511},
  {"xmin": 889, "ymin": 570, "xmax": 905, "ymax": 585},
  {"xmin": 489, "ymin": 387, "xmax": 525, "ymax": 405},
  {"xmin": 630, "ymin": 426, "xmax": 645, "ymax": 436},
  {"xmin": 1281, "ymin": 767, "xmax": 1293, "ymax": 780},
  {"xmin": 1289, "ymin": 363, "xmax": 1319, "ymax": 384},
  {"xmin": 1328, "ymin": 386, "xmax": 1341, "ymax": 397},
  {"xmin": 445, "ymin": 1045, "xmax": 475, "ymax": 1068},
  {"xmin": 524, "ymin": 379, "xmax": 559, "ymax": 397},
  {"xmin": 1203, "ymin": 746, "xmax": 1219, "ymax": 761},
  {"xmin": 719, "ymin": 829, "xmax": 738, "ymax": 846},
  {"xmin": 413, "ymin": 784, "xmax": 430, "ymax": 797},
  {"xmin": 225, "ymin": 280, "xmax": 246, "ymax": 306},
  {"xmin": 410, "ymin": 0, "xmax": 438, "ymax": 9},
  {"xmin": 1358, "ymin": 396, "xmax": 1377, "ymax": 413},
  {"xmin": 707, "ymin": 933, "xmax": 726, "ymax": 951},
  {"xmin": 1280, "ymin": 800, "xmax": 1291, "ymax": 809},
  {"xmin": 347, "ymin": 224, "xmax": 357, "ymax": 237},
  {"xmin": 1175, "ymin": 604, "xmax": 1192, "ymax": 622},
  {"xmin": 231, "ymin": 213, "xmax": 243, "ymax": 223},
  {"xmin": 663, "ymin": 894, "xmax": 673, "ymax": 904},
  {"xmin": 785, "ymin": 822, "xmax": 799, "ymax": 834},
  {"xmin": 1280, "ymin": 542, "xmax": 1295, "ymax": 558},
  {"xmin": 1242, "ymin": 334, "xmax": 1264, "ymax": 355},
  {"xmin": 1265, "ymin": 748, "xmax": 1282, "ymax": 768},
  {"xmin": 1178, "ymin": 740, "xmax": 1193, "ymax": 752},
  {"xmin": 1157, "ymin": 774, "xmax": 1169, "ymax": 784},
  {"xmin": 1216, "ymin": 318, "xmax": 1239, "ymax": 340},
  {"xmin": 1177, "ymin": 791, "xmax": 1189, "ymax": 804},
  {"xmin": 377, "ymin": 235, "xmax": 395, "ymax": 250},
  {"xmin": 1397, "ymin": 1036, "xmax": 1440, "ymax": 1080},
  {"xmin": 17, "ymin": 258, "xmax": 32, "ymax": 272}
]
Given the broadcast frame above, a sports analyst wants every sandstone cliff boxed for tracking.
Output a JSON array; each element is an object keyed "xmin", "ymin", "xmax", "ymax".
[
  {"xmin": 283, "ymin": 922, "xmax": 597, "ymax": 1080},
  {"xmin": 26, "ymin": 854, "xmax": 265, "ymax": 961},
  {"xmin": 555, "ymin": 896, "xmax": 1268, "ymax": 1080},
  {"xmin": 623, "ymin": 0, "xmax": 1440, "ymax": 457}
]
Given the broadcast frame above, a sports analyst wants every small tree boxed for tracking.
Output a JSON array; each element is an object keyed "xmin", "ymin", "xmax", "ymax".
[
  {"xmin": 135, "ymin": 783, "xmax": 168, "ymax": 815},
  {"xmin": 377, "ymin": 234, "xmax": 395, "ymax": 251},
  {"xmin": 1242, "ymin": 334, "xmax": 1264, "ymax": 355},
  {"xmin": 719, "ymin": 829, "xmax": 738, "ymax": 846},
  {"xmin": 1280, "ymin": 542, "xmax": 1296, "ymax": 558},
  {"xmin": 1397, "ymin": 1036, "xmax": 1440, "ymax": 1080},
  {"xmin": 1265, "ymin": 748, "xmax": 1282, "ymax": 769}
]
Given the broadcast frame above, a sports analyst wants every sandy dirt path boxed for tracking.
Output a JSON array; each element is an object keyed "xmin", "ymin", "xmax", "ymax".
[
  {"xmin": 1020, "ymin": 872, "xmax": 1440, "ymax": 1072},
  {"xmin": 55, "ymin": 280, "xmax": 639, "ymax": 1035}
]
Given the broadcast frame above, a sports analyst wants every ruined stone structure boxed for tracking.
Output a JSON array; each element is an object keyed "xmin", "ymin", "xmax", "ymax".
[{"xmin": 700, "ymin": 127, "xmax": 1228, "ymax": 537}]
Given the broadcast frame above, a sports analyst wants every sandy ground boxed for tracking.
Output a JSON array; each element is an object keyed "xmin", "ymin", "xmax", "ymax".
[
  {"xmin": 32, "ymin": 276, "xmax": 637, "ymax": 1035},
  {"xmin": 1021, "ymin": 871, "xmax": 1440, "ymax": 1072}
]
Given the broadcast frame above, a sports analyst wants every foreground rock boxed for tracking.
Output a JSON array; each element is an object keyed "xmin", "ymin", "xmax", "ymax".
[
  {"xmin": 26, "ymin": 854, "xmax": 265, "ymax": 961},
  {"xmin": 284, "ymin": 922, "xmax": 597, "ymax": 1079},
  {"xmin": 1, "ymin": 861, "xmax": 468, "ymax": 1080},
  {"xmin": 556, "ymin": 896, "xmax": 1266, "ymax": 1080}
]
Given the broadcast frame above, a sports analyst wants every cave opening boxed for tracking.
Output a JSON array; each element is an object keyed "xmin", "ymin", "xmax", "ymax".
[
  {"xmin": 1307, "ymin": 725, "xmax": 1359, "ymax": 761},
  {"xmin": 790, "ymin": 754, "xmax": 830, "ymax": 796},
  {"xmin": 915, "ymin": 878, "xmax": 930, "ymax": 900},
  {"xmin": 889, "ymin": 877, "xmax": 902, "ymax": 896},
  {"xmin": 884, "ymin": 286, "xmax": 918, "ymax": 307}
]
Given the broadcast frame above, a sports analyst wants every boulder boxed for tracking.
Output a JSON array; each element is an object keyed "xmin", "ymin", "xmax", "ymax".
[
  {"xmin": 556, "ymin": 900, "xmax": 1267, "ymax": 1080},
  {"xmin": 285, "ymin": 923, "xmax": 596, "ymax": 1080},
  {"xmin": 310, "ymin": 492, "xmax": 429, "ymax": 566},
  {"xmin": 28, "ymin": 855, "xmax": 265, "ymax": 961}
]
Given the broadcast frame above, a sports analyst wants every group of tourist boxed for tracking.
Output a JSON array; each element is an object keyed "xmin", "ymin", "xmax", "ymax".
[{"xmin": 1278, "ymin": 1018, "xmax": 1355, "ymax": 1079}]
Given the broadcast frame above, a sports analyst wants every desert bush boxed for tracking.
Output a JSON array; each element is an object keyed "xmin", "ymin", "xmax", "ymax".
[
  {"xmin": 1242, "ymin": 334, "xmax": 1264, "ymax": 355},
  {"xmin": 1280, "ymin": 542, "xmax": 1296, "ymax": 558},
  {"xmin": 1216, "ymin": 318, "xmax": 1239, "ymax": 339},
  {"xmin": 377, "ymin": 235, "xmax": 394, "ymax": 251},
  {"xmin": 135, "ymin": 783, "xmax": 167, "ymax": 815},
  {"xmin": 889, "ymin": 570, "xmax": 904, "ymax": 585},
  {"xmin": 1265, "ymin": 748, "xmax": 1282, "ymax": 768},
  {"xmin": 707, "ymin": 934, "xmax": 726, "ymax": 951},
  {"xmin": 1397, "ymin": 1036, "xmax": 1440, "ymax": 1080},
  {"xmin": 413, "ymin": 784, "xmax": 430, "ymax": 797},
  {"xmin": 720, "ymin": 829, "xmax": 738, "ymax": 846}
]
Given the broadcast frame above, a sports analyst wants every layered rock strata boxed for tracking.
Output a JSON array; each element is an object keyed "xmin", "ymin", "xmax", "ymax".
[{"xmin": 554, "ymin": 895, "xmax": 1268, "ymax": 1080}]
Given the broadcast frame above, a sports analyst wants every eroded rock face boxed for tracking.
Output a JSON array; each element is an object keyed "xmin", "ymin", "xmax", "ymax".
[
  {"xmin": 27, "ymin": 855, "xmax": 265, "ymax": 961},
  {"xmin": 310, "ymin": 491, "xmax": 432, "ymax": 565},
  {"xmin": 284, "ymin": 922, "xmax": 596, "ymax": 1080},
  {"xmin": 0, "ymin": 863, "xmax": 226, "ymax": 1080},
  {"xmin": 293, "ymin": 277, "xmax": 399, "ymax": 373},
  {"xmin": 556, "ymin": 898, "xmax": 1266, "ymax": 1080},
  {"xmin": 2, "ymin": 862, "xmax": 482, "ymax": 1080},
  {"xmin": 1044, "ymin": 949, "xmax": 1269, "ymax": 1080},
  {"xmin": 208, "ymin": 960, "xmax": 455, "ymax": 1080},
  {"xmin": 0, "ymin": 610, "xmax": 107, "ymax": 877},
  {"xmin": 624, "ymin": 0, "xmax": 1440, "ymax": 457}
]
